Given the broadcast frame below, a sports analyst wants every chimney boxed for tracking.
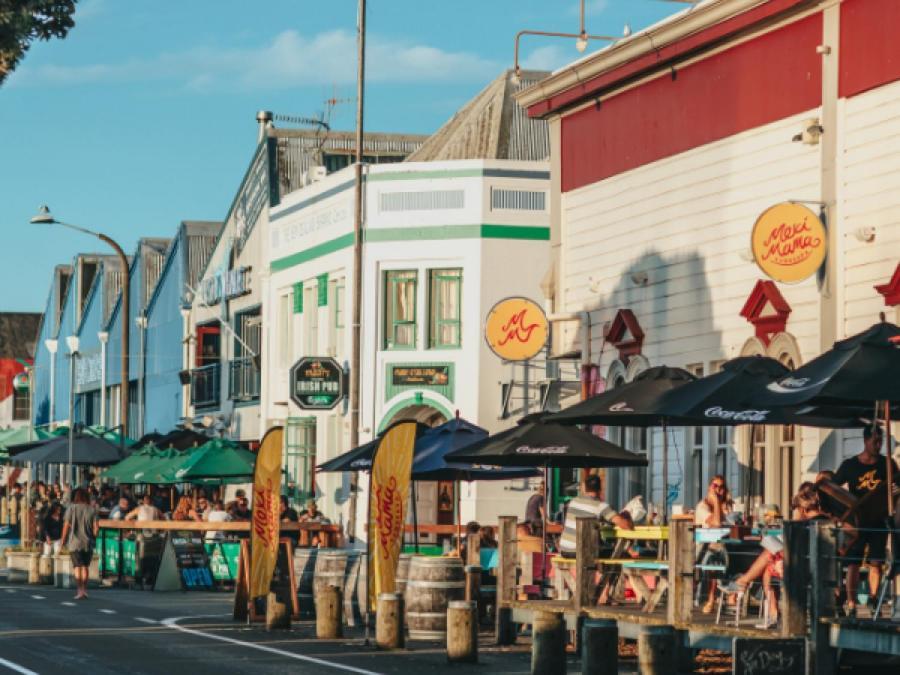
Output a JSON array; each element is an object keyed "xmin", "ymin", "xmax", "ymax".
[{"xmin": 256, "ymin": 110, "xmax": 273, "ymax": 142}]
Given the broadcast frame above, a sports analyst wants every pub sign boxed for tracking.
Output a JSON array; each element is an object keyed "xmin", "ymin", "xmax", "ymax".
[{"xmin": 290, "ymin": 357, "xmax": 344, "ymax": 410}]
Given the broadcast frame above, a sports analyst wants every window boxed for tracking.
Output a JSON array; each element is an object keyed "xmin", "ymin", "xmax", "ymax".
[
  {"xmin": 285, "ymin": 417, "xmax": 316, "ymax": 502},
  {"xmin": 384, "ymin": 270, "xmax": 417, "ymax": 349},
  {"xmin": 317, "ymin": 273, "xmax": 329, "ymax": 307},
  {"xmin": 304, "ymin": 284, "xmax": 318, "ymax": 355},
  {"xmin": 231, "ymin": 309, "xmax": 261, "ymax": 401},
  {"xmin": 329, "ymin": 277, "xmax": 345, "ymax": 357},
  {"xmin": 12, "ymin": 388, "xmax": 29, "ymax": 421},
  {"xmin": 278, "ymin": 291, "xmax": 293, "ymax": 368},
  {"xmin": 429, "ymin": 269, "xmax": 462, "ymax": 348},
  {"xmin": 685, "ymin": 363, "xmax": 705, "ymax": 503}
]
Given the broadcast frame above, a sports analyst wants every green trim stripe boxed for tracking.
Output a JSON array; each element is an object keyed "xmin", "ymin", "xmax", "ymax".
[{"xmin": 270, "ymin": 224, "xmax": 548, "ymax": 272}]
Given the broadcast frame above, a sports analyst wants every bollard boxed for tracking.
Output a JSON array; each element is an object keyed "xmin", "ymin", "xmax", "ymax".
[
  {"xmin": 27, "ymin": 552, "xmax": 40, "ymax": 585},
  {"xmin": 581, "ymin": 618, "xmax": 617, "ymax": 675},
  {"xmin": 496, "ymin": 606, "xmax": 516, "ymax": 645},
  {"xmin": 376, "ymin": 593, "xmax": 404, "ymax": 649},
  {"xmin": 464, "ymin": 564, "xmax": 481, "ymax": 603},
  {"xmin": 38, "ymin": 554, "xmax": 53, "ymax": 585},
  {"xmin": 266, "ymin": 591, "xmax": 291, "ymax": 630},
  {"xmin": 447, "ymin": 600, "xmax": 478, "ymax": 663},
  {"xmin": 637, "ymin": 625, "xmax": 676, "ymax": 675},
  {"xmin": 531, "ymin": 610, "xmax": 566, "ymax": 675},
  {"xmin": 315, "ymin": 584, "xmax": 343, "ymax": 639}
]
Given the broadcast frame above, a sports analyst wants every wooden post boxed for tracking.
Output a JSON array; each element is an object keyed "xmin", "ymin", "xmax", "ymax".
[
  {"xmin": 376, "ymin": 592, "xmax": 403, "ymax": 649},
  {"xmin": 466, "ymin": 530, "xmax": 481, "ymax": 566},
  {"xmin": 266, "ymin": 591, "xmax": 290, "ymax": 630},
  {"xmin": 575, "ymin": 517, "xmax": 598, "ymax": 612},
  {"xmin": 27, "ymin": 552, "xmax": 40, "ymax": 585},
  {"xmin": 446, "ymin": 600, "xmax": 478, "ymax": 663},
  {"xmin": 315, "ymin": 584, "xmax": 343, "ymax": 639},
  {"xmin": 581, "ymin": 618, "xmax": 617, "ymax": 675},
  {"xmin": 637, "ymin": 625, "xmax": 676, "ymax": 675},
  {"xmin": 667, "ymin": 515, "xmax": 694, "ymax": 626},
  {"xmin": 496, "ymin": 515, "xmax": 517, "ymax": 645},
  {"xmin": 781, "ymin": 521, "xmax": 809, "ymax": 637},
  {"xmin": 531, "ymin": 610, "xmax": 566, "ymax": 675},
  {"xmin": 465, "ymin": 564, "xmax": 481, "ymax": 603},
  {"xmin": 809, "ymin": 522, "xmax": 837, "ymax": 675}
]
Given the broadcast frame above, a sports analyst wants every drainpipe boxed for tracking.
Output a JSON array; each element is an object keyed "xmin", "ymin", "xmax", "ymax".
[
  {"xmin": 44, "ymin": 339, "xmax": 58, "ymax": 423},
  {"xmin": 98, "ymin": 331, "xmax": 109, "ymax": 428},
  {"xmin": 135, "ymin": 314, "xmax": 148, "ymax": 438}
]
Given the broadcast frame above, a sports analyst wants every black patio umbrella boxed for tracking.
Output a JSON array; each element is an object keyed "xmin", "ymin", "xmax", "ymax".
[
  {"xmin": 546, "ymin": 366, "xmax": 695, "ymax": 517},
  {"xmin": 446, "ymin": 413, "xmax": 648, "ymax": 470},
  {"xmin": 448, "ymin": 414, "xmax": 646, "ymax": 579},
  {"xmin": 315, "ymin": 436, "xmax": 380, "ymax": 473},
  {"xmin": 144, "ymin": 428, "xmax": 214, "ymax": 451},
  {"xmin": 10, "ymin": 433, "xmax": 128, "ymax": 466},
  {"xmin": 654, "ymin": 356, "xmax": 868, "ymax": 428},
  {"xmin": 754, "ymin": 321, "xmax": 900, "ymax": 407},
  {"xmin": 548, "ymin": 366, "xmax": 697, "ymax": 427}
]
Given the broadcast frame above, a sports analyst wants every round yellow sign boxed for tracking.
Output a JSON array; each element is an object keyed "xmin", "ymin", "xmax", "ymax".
[
  {"xmin": 751, "ymin": 202, "xmax": 827, "ymax": 283},
  {"xmin": 484, "ymin": 297, "xmax": 549, "ymax": 361}
]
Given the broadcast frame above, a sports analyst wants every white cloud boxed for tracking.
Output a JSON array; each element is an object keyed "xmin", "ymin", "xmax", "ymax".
[
  {"xmin": 567, "ymin": 0, "xmax": 610, "ymax": 18},
  {"xmin": 74, "ymin": 0, "xmax": 106, "ymax": 21},
  {"xmin": 521, "ymin": 45, "xmax": 574, "ymax": 72},
  {"xmin": 8, "ymin": 29, "xmax": 501, "ymax": 91}
]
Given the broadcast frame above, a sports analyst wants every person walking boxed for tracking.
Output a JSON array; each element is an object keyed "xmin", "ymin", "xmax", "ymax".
[{"xmin": 60, "ymin": 488, "xmax": 98, "ymax": 600}]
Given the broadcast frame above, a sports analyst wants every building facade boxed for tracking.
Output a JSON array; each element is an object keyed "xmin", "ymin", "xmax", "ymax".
[
  {"xmin": 518, "ymin": 0, "xmax": 900, "ymax": 516},
  {"xmin": 263, "ymin": 70, "xmax": 554, "ymax": 537}
]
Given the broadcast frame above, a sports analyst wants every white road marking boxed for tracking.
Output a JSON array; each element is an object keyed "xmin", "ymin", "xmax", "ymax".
[
  {"xmin": 61, "ymin": 601, "xmax": 76, "ymax": 607},
  {"xmin": 98, "ymin": 609, "xmax": 116, "ymax": 614},
  {"xmin": 0, "ymin": 656, "xmax": 39, "ymax": 675},
  {"xmin": 135, "ymin": 617, "xmax": 157, "ymax": 624},
  {"xmin": 161, "ymin": 616, "xmax": 382, "ymax": 675},
  {"xmin": 5, "ymin": 589, "xmax": 16, "ymax": 593},
  {"xmin": 29, "ymin": 595, "xmax": 45, "ymax": 600}
]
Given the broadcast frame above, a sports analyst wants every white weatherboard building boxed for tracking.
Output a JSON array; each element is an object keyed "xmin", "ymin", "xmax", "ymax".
[
  {"xmin": 518, "ymin": 0, "xmax": 900, "ymax": 517},
  {"xmin": 263, "ymin": 158, "xmax": 551, "ymax": 538}
]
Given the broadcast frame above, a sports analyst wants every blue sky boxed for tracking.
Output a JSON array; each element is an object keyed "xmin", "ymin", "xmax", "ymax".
[{"xmin": 0, "ymin": 0, "xmax": 681, "ymax": 312}]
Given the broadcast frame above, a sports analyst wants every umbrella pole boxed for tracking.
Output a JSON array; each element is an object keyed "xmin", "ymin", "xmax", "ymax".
[
  {"xmin": 456, "ymin": 480, "xmax": 461, "ymax": 557},
  {"xmin": 662, "ymin": 421, "xmax": 669, "ymax": 524},
  {"xmin": 542, "ymin": 464, "xmax": 549, "ymax": 589},
  {"xmin": 411, "ymin": 479, "xmax": 419, "ymax": 553},
  {"xmin": 364, "ymin": 467, "xmax": 373, "ymax": 645},
  {"xmin": 885, "ymin": 401, "xmax": 894, "ymax": 517}
]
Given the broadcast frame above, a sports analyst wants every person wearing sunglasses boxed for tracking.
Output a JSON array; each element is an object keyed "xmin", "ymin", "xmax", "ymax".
[{"xmin": 694, "ymin": 475, "xmax": 734, "ymax": 613}]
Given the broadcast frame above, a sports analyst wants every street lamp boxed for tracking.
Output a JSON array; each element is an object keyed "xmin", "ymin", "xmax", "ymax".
[
  {"xmin": 30, "ymin": 206, "xmax": 130, "ymax": 449},
  {"xmin": 66, "ymin": 335, "xmax": 79, "ymax": 484}
]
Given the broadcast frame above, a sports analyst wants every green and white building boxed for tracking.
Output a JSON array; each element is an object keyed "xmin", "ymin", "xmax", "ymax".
[{"xmin": 262, "ymin": 71, "xmax": 554, "ymax": 539}]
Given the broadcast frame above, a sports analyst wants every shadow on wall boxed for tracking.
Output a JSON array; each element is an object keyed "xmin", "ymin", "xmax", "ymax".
[{"xmin": 577, "ymin": 247, "xmax": 730, "ymax": 510}]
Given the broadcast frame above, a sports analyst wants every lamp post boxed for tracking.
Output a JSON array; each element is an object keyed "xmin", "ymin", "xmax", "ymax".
[
  {"xmin": 66, "ymin": 335, "xmax": 79, "ymax": 485},
  {"xmin": 31, "ymin": 206, "xmax": 129, "ymax": 448}
]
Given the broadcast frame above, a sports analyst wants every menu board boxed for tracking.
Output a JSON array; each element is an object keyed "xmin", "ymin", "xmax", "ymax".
[
  {"xmin": 732, "ymin": 638, "xmax": 805, "ymax": 675},
  {"xmin": 154, "ymin": 531, "xmax": 214, "ymax": 592}
]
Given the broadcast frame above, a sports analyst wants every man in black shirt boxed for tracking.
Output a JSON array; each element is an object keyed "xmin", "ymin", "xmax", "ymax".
[{"xmin": 833, "ymin": 424, "xmax": 898, "ymax": 614}]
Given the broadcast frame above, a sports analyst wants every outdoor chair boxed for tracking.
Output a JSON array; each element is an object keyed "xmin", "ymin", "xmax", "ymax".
[{"xmin": 714, "ymin": 580, "xmax": 754, "ymax": 627}]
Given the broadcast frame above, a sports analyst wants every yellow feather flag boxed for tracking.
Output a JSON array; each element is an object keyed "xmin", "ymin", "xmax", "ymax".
[
  {"xmin": 368, "ymin": 421, "xmax": 417, "ymax": 608},
  {"xmin": 250, "ymin": 426, "xmax": 283, "ymax": 599}
]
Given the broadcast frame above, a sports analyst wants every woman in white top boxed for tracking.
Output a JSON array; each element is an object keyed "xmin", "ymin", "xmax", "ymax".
[
  {"xmin": 694, "ymin": 475, "xmax": 733, "ymax": 613},
  {"xmin": 204, "ymin": 500, "xmax": 232, "ymax": 542}
]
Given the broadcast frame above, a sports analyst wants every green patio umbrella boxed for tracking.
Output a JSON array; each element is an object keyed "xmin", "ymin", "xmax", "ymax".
[
  {"xmin": 83, "ymin": 425, "xmax": 138, "ymax": 448},
  {"xmin": 103, "ymin": 444, "xmax": 162, "ymax": 482},
  {"xmin": 166, "ymin": 438, "xmax": 256, "ymax": 482}
]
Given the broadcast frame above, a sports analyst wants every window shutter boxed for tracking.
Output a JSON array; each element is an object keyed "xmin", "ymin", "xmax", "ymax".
[
  {"xmin": 317, "ymin": 273, "xmax": 329, "ymax": 306},
  {"xmin": 293, "ymin": 282, "xmax": 303, "ymax": 313}
]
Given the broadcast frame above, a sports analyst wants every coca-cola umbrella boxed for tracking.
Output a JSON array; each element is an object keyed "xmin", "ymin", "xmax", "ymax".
[
  {"xmin": 654, "ymin": 356, "xmax": 868, "ymax": 428},
  {"xmin": 754, "ymin": 321, "xmax": 900, "ymax": 407},
  {"xmin": 546, "ymin": 366, "xmax": 696, "ymax": 517}
]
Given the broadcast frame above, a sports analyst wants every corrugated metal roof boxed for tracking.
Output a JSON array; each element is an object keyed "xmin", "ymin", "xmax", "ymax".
[{"xmin": 406, "ymin": 70, "xmax": 551, "ymax": 162}]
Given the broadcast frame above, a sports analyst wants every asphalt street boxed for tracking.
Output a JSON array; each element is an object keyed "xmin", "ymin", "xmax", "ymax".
[{"xmin": 0, "ymin": 585, "xmax": 595, "ymax": 675}]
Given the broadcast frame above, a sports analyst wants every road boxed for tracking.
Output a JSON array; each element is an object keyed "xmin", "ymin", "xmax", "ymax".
[{"xmin": 0, "ymin": 585, "xmax": 591, "ymax": 675}]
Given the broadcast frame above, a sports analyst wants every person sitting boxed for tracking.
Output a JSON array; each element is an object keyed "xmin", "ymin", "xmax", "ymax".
[
  {"xmin": 204, "ymin": 500, "xmax": 231, "ymax": 542},
  {"xmin": 229, "ymin": 494, "xmax": 251, "ymax": 522},
  {"xmin": 280, "ymin": 496, "xmax": 299, "ymax": 545},
  {"xmin": 299, "ymin": 500, "xmax": 330, "ymax": 547},
  {"xmin": 559, "ymin": 474, "xmax": 632, "ymax": 558},
  {"xmin": 109, "ymin": 497, "xmax": 132, "ymax": 520},
  {"xmin": 42, "ymin": 502, "xmax": 64, "ymax": 556},
  {"xmin": 457, "ymin": 521, "xmax": 481, "ymax": 562},
  {"xmin": 694, "ymin": 475, "xmax": 733, "ymax": 613},
  {"xmin": 125, "ymin": 493, "xmax": 164, "ymax": 537},
  {"xmin": 479, "ymin": 525, "xmax": 498, "ymax": 549},
  {"xmin": 171, "ymin": 495, "xmax": 200, "ymax": 522}
]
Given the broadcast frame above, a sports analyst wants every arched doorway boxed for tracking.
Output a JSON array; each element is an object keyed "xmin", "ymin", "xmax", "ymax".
[{"xmin": 378, "ymin": 396, "xmax": 451, "ymax": 545}]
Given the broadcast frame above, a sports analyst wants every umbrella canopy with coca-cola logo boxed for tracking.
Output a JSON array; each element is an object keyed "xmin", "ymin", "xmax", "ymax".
[{"xmin": 654, "ymin": 356, "xmax": 867, "ymax": 428}]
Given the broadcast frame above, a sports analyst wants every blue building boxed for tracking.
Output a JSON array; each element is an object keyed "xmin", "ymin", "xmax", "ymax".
[{"xmin": 31, "ymin": 225, "xmax": 218, "ymax": 438}]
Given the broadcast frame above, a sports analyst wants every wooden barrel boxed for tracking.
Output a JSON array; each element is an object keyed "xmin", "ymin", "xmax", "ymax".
[
  {"xmin": 342, "ymin": 551, "xmax": 368, "ymax": 627},
  {"xmin": 396, "ymin": 553, "xmax": 416, "ymax": 597},
  {"xmin": 313, "ymin": 550, "xmax": 350, "ymax": 606},
  {"xmin": 404, "ymin": 556, "xmax": 465, "ymax": 641},
  {"xmin": 293, "ymin": 548, "xmax": 318, "ymax": 619}
]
